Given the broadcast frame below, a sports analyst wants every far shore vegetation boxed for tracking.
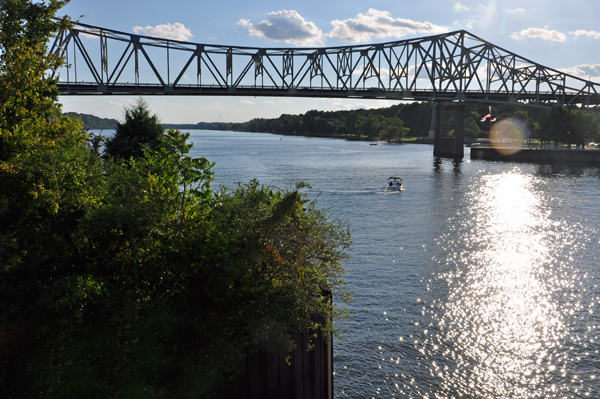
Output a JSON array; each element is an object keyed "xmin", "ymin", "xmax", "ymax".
[{"xmin": 72, "ymin": 100, "xmax": 599, "ymax": 148}]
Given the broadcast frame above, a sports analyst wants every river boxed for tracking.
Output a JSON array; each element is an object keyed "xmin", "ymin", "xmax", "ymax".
[{"xmin": 186, "ymin": 130, "xmax": 600, "ymax": 398}]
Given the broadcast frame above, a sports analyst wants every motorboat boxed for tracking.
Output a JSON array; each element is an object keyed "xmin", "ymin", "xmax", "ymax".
[{"xmin": 386, "ymin": 176, "xmax": 404, "ymax": 191}]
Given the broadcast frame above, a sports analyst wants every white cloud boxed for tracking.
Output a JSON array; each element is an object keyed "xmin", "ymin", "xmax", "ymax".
[
  {"xmin": 329, "ymin": 98, "xmax": 392, "ymax": 110},
  {"xmin": 504, "ymin": 8, "xmax": 525, "ymax": 13},
  {"xmin": 79, "ymin": 27, "xmax": 98, "ymax": 40},
  {"xmin": 510, "ymin": 27, "xmax": 566, "ymax": 42},
  {"xmin": 570, "ymin": 30, "xmax": 600, "ymax": 39},
  {"xmin": 106, "ymin": 99, "xmax": 136, "ymax": 107},
  {"xmin": 237, "ymin": 10, "xmax": 324, "ymax": 46},
  {"xmin": 133, "ymin": 23, "xmax": 193, "ymax": 41},
  {"xmin": 328, "ymin": 9, "xmax": 446, "ymax": 43},
  {"xmin": 240, "ymin": 100, "xmax": 254, "ymax": 105},
  {"xmin": 559, "ymin": 63, "xmax": 600, "ymax": 82},
  {"xmin": 263, "ymin": 101, "xmax": 275, "ymax": 105}
]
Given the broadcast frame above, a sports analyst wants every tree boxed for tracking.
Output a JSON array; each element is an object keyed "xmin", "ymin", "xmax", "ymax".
[
  {"xmin": 380, "ymin": 117, "xmax": 409, "ymax": 142},
  {"xmin": 344, "ymin": 111, "xmax": 360, "ymax": 136},
  {"xmin": 359, "ymin": 114, "xmax": 383, "ymax": 139},
  {"xmin": 1, "ymin": 129, "xmax": 351, "ymax": 398},
  {"xmin": 464, "ymin": 117, "xmax": 482, "ymax": 139},
  {"xmin": 104, "ymin": 98, "xmax": 164, "ymax": 160},
  {"xmin": 394, "ymin": 102, "xmax": 432, "ymax": 137},
  {"xmin": 538, "ymin": 105, "xmax": 570, "ymax": 147},
  {"xmin": 524, "ymin": 117, "xmax": 535, "ymax": 144},
  {"xmin": 571, "ymin": 109, "xmax": 599, "ymax": 148},
  {"xmin": 0, "ymin": 3, "xmax": 351, "ymax": 396},
  {"xmin": 536, "ymin": 106, "xmax": 599, "ymax": 149},
  {"xmin": 0, "ymin": 0, "xmax": 79, "ymax": 161}
]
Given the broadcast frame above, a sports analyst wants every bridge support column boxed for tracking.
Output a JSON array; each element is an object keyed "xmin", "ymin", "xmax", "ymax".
[{"xmin": 433, "ymin": 103, "xmax": 465, "ymax": 158}]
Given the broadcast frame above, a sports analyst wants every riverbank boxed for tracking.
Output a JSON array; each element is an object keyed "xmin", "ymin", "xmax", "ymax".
[
  {"xmin": 255, "ymin": 129, "xmax": 433, "ymax": 144},
  {"xmin": 471, "ymin": 146, "xmax": 600, "ymax": 164}
]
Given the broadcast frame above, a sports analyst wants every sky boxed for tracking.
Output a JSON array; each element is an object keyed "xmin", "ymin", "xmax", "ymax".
[{"xmin": 57, "ymin": 0, "xmax": 600, "ymax": 124}]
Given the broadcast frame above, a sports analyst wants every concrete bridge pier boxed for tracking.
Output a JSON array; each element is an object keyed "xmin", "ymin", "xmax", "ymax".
[{"xmin": 433, "ymin": 103, "xmax": 465, "ymax": 158}]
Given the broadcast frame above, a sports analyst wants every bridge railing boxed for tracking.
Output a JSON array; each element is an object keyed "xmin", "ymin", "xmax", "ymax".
[{"xmin": 50, "ymin": 23, "xmax": 600, "ymax": 107}]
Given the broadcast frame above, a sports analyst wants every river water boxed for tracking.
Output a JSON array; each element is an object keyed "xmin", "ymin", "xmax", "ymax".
[{"xmin": 184, "ymin": 130, "xmax": 600, "ymax": 398}]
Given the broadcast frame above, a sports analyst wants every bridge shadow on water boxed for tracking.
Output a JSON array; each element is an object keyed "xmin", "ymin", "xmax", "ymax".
[{"xmin": 433, "ymin": 157, "xmax": 464, "ymax": 174}]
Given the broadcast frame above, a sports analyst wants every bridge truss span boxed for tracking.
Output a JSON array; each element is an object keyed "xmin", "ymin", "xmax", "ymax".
[{"xmin": 51, "ymin": 22, "xmax": 600, "ymax": 108}]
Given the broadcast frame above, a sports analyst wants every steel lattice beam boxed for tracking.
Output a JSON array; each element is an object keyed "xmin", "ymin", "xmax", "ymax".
[{"xmin": 50, "ymin": 22, "xmax": 600, "ymax": 108}]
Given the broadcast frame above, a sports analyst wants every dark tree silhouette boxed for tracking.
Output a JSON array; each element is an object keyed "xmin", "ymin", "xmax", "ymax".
[{"xmin": 104, "ymin": 98, "xmax": 164, "ymax": 159}]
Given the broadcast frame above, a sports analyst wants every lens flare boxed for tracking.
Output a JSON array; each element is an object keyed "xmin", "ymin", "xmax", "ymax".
[{"xmin": 489, "ymin": 118, "xmax": 524, "ymax": 156}]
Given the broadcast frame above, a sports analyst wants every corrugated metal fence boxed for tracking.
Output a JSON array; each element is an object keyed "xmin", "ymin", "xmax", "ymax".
[{"xmin": 218, "ymin": 327, "xmax": 333, "ymax": 399}]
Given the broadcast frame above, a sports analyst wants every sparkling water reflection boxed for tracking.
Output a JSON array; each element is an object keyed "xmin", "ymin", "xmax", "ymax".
[
  {"xmin": 178, "ymin": 131, "xmax": 600, "ymax": 398},
  {"xmin": 431, "ymin": 172, "xmax": 580, "ymax": 397}
]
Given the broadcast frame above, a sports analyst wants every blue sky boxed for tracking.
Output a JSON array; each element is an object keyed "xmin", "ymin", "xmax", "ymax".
[{"xmin": 58, "ymin": 0, "xmax": 600, "ymax": 124}]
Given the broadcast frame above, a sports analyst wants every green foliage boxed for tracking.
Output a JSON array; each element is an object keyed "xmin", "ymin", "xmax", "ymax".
[
  {"xmin": 63, "ymin": 112, "xmax": 118, "ymax": 131},
  {"xmin": 231, "ymin": 104, "xmax": 422, "ymax": 138},
  {"xmin": 228, "ymin": 102, "xmax": 552, "ymax": 142},
  {"xmin": 537, "ymin": 105, "xmax": 600, "ymax": 147},
  {"xmin": 570, "ymin": 109, "xmax": 599, "ymax": 146},
  {"xmin": 380, "ymin": 117, "xmax": 409, "ymax": 142},
  {"xmin": 1, "ymin": 4, "xmax": 351, "ymax": 397},
  {"xmin": 0, "ymin": 0, "xmax": 75, "ymax": 161},
  {"xmin": 463, "ymin": 116, "xmax": 482, "ymax": 139},
  {"xmin": 393, "ymin": 102, "xmax": 432, "ymax": 137},
  {"xmin": 1, "ymin": 124, "xmax": 351, "ymax": 397},
  {"xmin": 209, "ymin": 180, "xmax": 351, "ymax": 335},
  {"xmin": 104, "ymin": 98, "xmax": 165, "ymax": 160}
]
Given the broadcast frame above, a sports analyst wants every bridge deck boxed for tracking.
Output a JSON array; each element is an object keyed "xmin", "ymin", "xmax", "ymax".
[
  {"xmin": 51, "ymin": 23, "xmax": 600, "ymax": 109},
  {"xmin": 57, "ymin": 83, "xmax": 599, "ymax": 107}
]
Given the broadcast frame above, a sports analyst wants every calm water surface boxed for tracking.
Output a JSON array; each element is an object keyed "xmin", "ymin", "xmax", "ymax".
[{"xmin": 184, "ymin": 130, "xmax": 600, "ymax": 398}]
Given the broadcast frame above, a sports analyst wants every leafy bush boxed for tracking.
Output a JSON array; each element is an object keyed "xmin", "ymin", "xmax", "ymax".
[
  {"xmin": 0, "ymin": 2, "xmax": 350, "ymax": 396},
  {"xmin": 0, "ymin": 127, "xmax": 351, "ymax": 398}
]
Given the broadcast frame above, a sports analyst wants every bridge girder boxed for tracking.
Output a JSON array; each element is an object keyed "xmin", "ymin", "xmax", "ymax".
[{"xmin": 50, "ymin": 23, "xmax": 600, "ymax": 108}]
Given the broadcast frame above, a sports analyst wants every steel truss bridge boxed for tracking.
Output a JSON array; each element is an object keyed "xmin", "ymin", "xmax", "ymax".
[{"xmin": 51, "ymin": 22, "xmax": 600, "ymax": 108}]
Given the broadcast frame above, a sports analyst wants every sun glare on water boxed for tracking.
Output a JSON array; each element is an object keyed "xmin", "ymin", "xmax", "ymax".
[{"xmin": 425, "ymin": 172, "xmax": 592, "ymax": 397}]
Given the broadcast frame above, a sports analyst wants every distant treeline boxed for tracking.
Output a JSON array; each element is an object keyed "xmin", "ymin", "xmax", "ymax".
[
  {"xmin": 65, "ymin": 112, "xmax": 234, "ymax": 133},
  {"xmin": 64, "ymin": 112, "xmax": 118, "ymax": 130},
  {"xmin": 68, "ymin": 101, "xmax": 599, "ymax": 144},
  {"xmin": 231, "ymin": 102, "xmax": 432, "ymax": 138},
  {"xmin": 164, "ymin": 101, "xmax": 548, "ymax": 139},
  {"xmin": 164, "ymin": 122, "xmax": 236, "ymax": 131},
  {"xmin": 225, "ymin": 102, "xmax": 548, "ymax": 140}
]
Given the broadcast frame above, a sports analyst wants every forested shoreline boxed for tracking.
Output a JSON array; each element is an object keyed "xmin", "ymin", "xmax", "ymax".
[
  {"xmin": 223, "ymin": 102, "xmax": 599, "ymax": 146},
  {"xmin": 73, "ymin": 100, "xmax": 599, "ymax": 147}
]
